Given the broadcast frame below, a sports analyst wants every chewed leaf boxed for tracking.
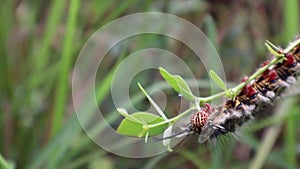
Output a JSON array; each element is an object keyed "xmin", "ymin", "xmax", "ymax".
[
  {"xmin": 159, "ymin": 67, "xmax": 195, "ymax": 101},
  {"xmin": 137, "ymin": 83, "xmax": 168, "ymax": 120},
  {"xmin": 209, "ymin": 70, "xmax": 227, "ymax": 91},
  {"xmin": 162, "ymin": 125, "xmax": 173, "ymax": 152},
  {"xmin": 117, "ymin": 112, "xmax": 168, "ymax": 137}
]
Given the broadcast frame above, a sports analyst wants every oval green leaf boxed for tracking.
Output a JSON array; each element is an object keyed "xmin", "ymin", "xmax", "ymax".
[
  {"xmin": 117, "ymin": 112, "xmax": 168, "ymax": 137},
  {"xmin": 209, "ymin": 69, "xmax": 227, "ymax": 91},
  {"xmin": 159, "ymin": 67, "xmax": 195, "ymax": 101}
]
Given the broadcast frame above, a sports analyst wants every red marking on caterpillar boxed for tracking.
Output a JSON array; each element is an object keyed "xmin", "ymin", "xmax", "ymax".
[
  {"xmin": 267, "ymin": 70, "xmax": 278, "ymax": 83},
  {"xmin": 284, "ymin": 52, "xmax": 296, "ymax": 67},
  {"xmin": 262, "ymin": 60, "xmax": 272, "ymax": 79},
  {"xmin": 245, "ymin": 85, "xmax": 257, "ymax": 98},
  {"xmin": 261, "ymin": 60, "xmax": 271, "ymax": 67},
  {"xmin": 241, "ymin": 76, "xmax": 248, "ymax": 83}
]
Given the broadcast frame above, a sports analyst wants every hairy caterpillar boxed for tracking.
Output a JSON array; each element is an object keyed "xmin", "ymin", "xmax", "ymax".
[{"xmin": 189, "ymin": 37, "xmax": 300, "ymax": 142}]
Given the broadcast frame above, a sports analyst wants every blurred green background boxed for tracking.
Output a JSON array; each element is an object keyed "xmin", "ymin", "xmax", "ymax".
[{"xmin": 0, "ymin": 0, "xmax": 299, "ymax": 169}]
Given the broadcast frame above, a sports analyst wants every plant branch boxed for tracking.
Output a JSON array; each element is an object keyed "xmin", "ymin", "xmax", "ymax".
[
  {"xmin": 147, "ymin": 107, "xmax": 196, "ymax": 128},
  {"xmin": 198, "ymin": 44, "xmax": 287, "ymax": 103},
  {"xmin": 147, "ymin": 40, "xmax": 298, "ymax": 131}
]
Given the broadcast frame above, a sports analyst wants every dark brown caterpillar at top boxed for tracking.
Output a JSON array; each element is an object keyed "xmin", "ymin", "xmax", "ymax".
[{"xmin": 189, "ymin": 38, "xmax": 300, "ymax": 141}]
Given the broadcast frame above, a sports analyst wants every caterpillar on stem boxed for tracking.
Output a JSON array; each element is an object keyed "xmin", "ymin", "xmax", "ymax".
[
  {"xmin": 117, "ymin": 36, "xmax": 300, "ymax": 149},
  {"xmin": 190, "ymin": 37, "xmax": 300, "ymax": 141}
]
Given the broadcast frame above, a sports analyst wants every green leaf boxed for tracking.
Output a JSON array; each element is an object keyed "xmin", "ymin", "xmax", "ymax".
[
  {"xmin": 117, "ymin": 112, "xmax": 168, "ymax": 137},
  {"xmin": 209, "ymin": 70, "xmax": 227, "ymax": 91},
  {"xmin": 159, "ymin": 68, "xmax": 195, "ymax": 101},
  {"xmin": 137, "ymin": 82, "xmax": 168, "ymax": 120}
]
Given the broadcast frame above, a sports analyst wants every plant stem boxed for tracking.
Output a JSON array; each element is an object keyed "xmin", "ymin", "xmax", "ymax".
[
  {"xmin": 198, "ymin": 51, "xmax": 284, "ymax": 103},
  {"xmin": 147, "ymin": 39, "xmax": 300, "ymax": 130},
  {"xmin": 147, "ymin": 107, "xmax": 196, "ymax": 128},
  {"xmin": 284, "ymin": 38, "xmax": 300, "ymax": 53},
  {"xmin": 197, "ymin": 39, "xmax": 300, "ymax": 104},
  {"xmin": 231, "ymin": 57, "xmax": 283, "ymax": 95},
  {"xmin": 198, "ymin": 91, "xmax": 226, "ymax": 103}
]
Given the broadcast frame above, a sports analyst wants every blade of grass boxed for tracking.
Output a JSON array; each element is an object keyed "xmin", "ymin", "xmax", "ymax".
[
  {"xmin": 180, "ymin": 150, "xmax": 210, "ymax": 169},
  {"xmin": 248, "ymin": 98, "xmax": 296, "ymax": 169},
  {"xmin": 91, "ymin": 0, "xmax": 113, "ymax": 23},
  {"xmin": 0, "ymin": 0, "xmax": 13, "ymax": 98},
  {"xmin": 26, "ymin": 1, "xmax": 80, "ymax": 168},
  {"xmin": 43, "ymin": 0, "xmax": 80, "ymax": 167},
  {"xmin": 62, "ymin": 150, "xmax": 106, "ymax": 169},
  {"xmin": 77, "ymin": 0, "xmax": 112, "ymax": 30},
  {"xmin": 267, "ymin": 150, "xmax": 295, "ymax": 169},
  {"xmin": 211, "ymin": 150, "xmax": 221, "ymax": 169},
  {"xmin": 204, "ymin": 15, "xmax": 218, "ymax": 49},
  {"xmin": 283, "ymin": 0, "xmax": 298, "ymax": 167},
  {"xmin": 141, "ymin": 154, "xmax": 168, "ymax": 169},
  {"xmin": 100, "ymin": 0, "xmax": 138, "ymax": 25},
  {"xmin": 63, "ymin": 47, "xmax": 128, "ymax": 160},
  {"xmin": 283, "ymin": 0, "xmax": 299, "ymax": 43},
  {"xmin": 0, "ymin": 0, "xmax": 14, "ymax": 161},
  {"xmin": 30, "ymin": 0, "xmax": 66, "ymax": 87},
  {"xmin": 285, "ymin": 106, "xmax": 298, "ymax": 168},
  {"xmin": 51, "ymin": 0, "xmax": 80, "ymax": 137}
]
